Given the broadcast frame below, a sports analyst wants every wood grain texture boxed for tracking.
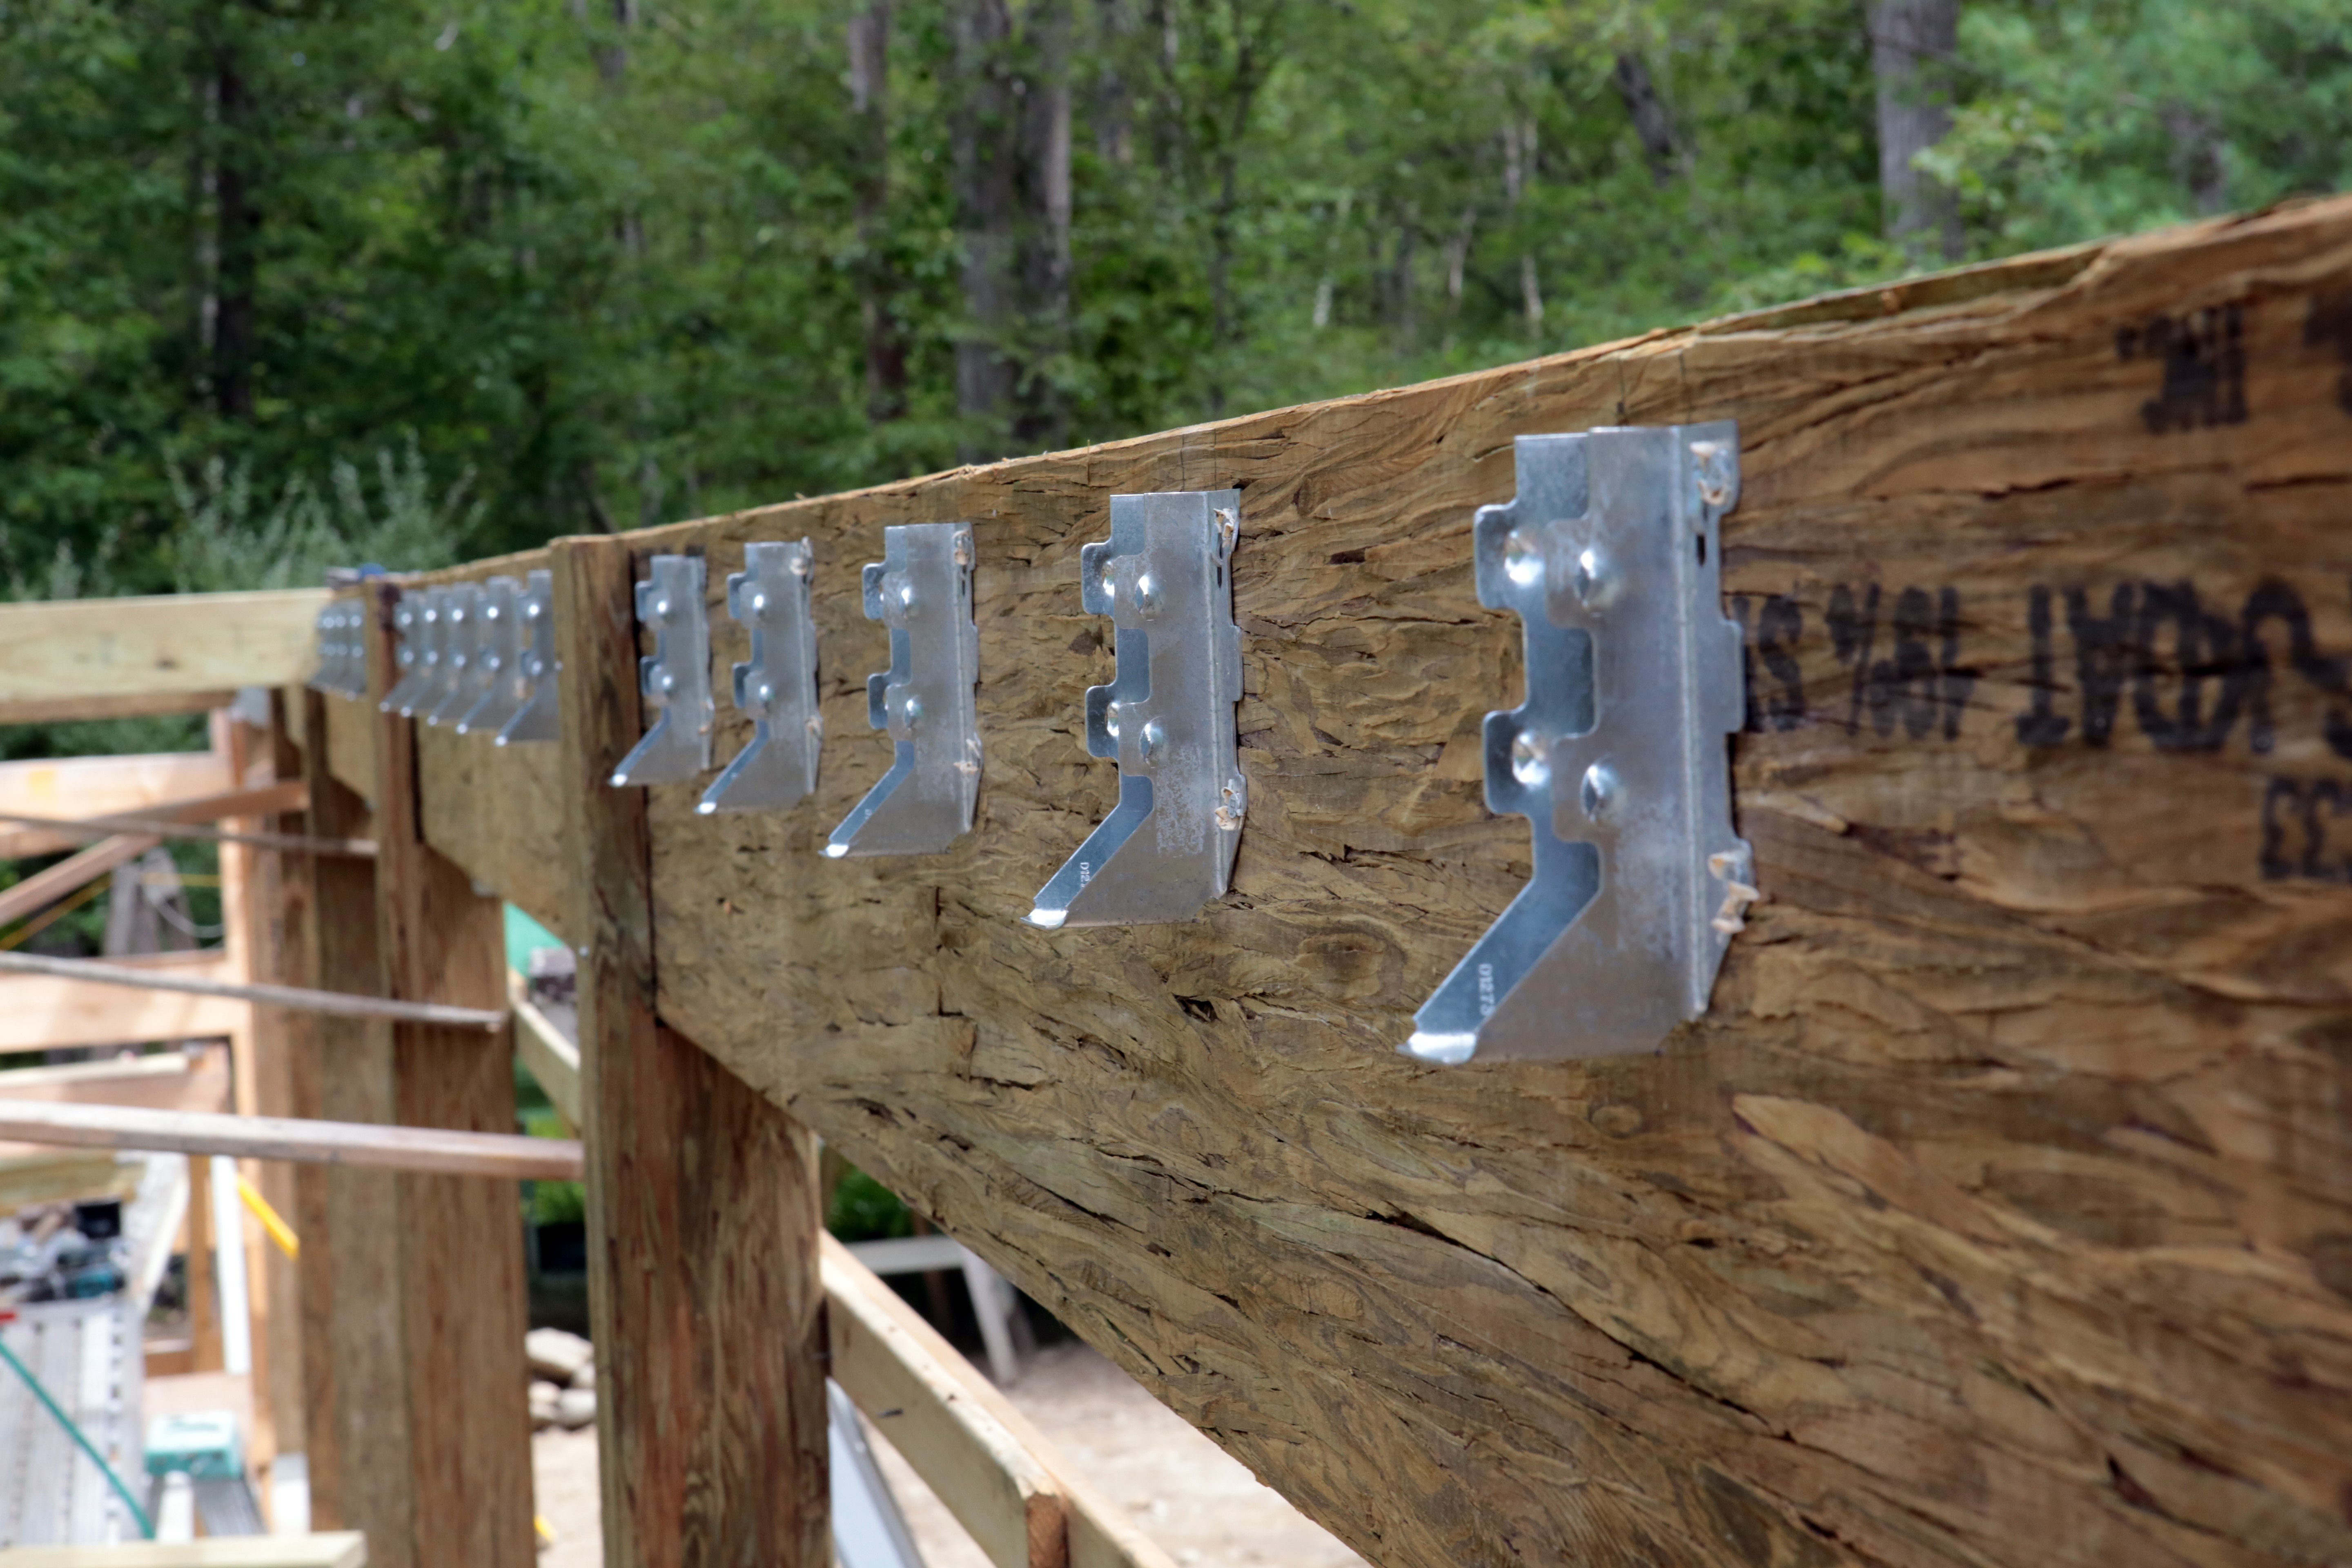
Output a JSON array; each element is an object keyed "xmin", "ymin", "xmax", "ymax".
[
  {"xmin": 0, "ymin": 955, "xmax": 247, "ymax": 1052},
  {"xmin": 366, "ymin": 584, "xmax": 535, "ymax": 1568},
  {"xmin": 0, "ymin": 687, "xmax": 237, "ymax": 728},
  {"xmin": 0, "ymin": 588, "xmax": 325, "ymax": 702},
  {"xmin": 554, "ymin": 536, "xmax": 830, "ymax": 1568},
  {"xmin": 0, "ymin": 1100, "xmax": 582, "ymax": 1177},
  {"xmin": 321, "ymin": 688, "xmax": 374, "ymax": 810},
  {"xmin": 295, "ymin": 653, "xmax": 407, "ymax": 1553},
  {"xmin": 403, "ymin": 201, "xmax": 2352, "ymax": 1568},
  {"xmin": 260, "ymin": 694, "xmax": 314, "ymax": 1472},
  {"xmin": 416, "ymin": 719, "xmax": 571, "ymax": 941},
  {"xmin": 0, "ymin": 750, "xmax": 232, "ymax": 858}
]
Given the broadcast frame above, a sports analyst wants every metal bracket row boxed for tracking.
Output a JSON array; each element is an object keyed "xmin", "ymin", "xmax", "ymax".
[
  {"xmin": 605, "ymin": 494, "xmax": 1248, "ymax": 929},
  {"xmin": 376, "ymin": 572, "xmax": 561, "ymax": 746}
]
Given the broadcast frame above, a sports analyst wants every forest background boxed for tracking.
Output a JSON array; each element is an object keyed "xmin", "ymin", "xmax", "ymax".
[{"xmin": 4, "ymin": 0, "xmax": 2350, "ymax": 599}]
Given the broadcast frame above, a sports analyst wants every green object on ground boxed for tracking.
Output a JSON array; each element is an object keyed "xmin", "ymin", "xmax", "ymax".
[
  {"xmin": 504, "ymin": 904, "xmax": 564, "ymax": 976},
  {"xmin": 145, "ymin": 1409, "xmax": 245, "ymax": 1480}
]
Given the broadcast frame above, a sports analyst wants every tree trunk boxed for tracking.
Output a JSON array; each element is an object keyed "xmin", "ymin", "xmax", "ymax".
[
  {"xmin": 1611, "ymin": 53, "xmax": 1681, "ymax": 189},
  {"xmin": 948, "ymin": 0, "xmax": 1071, "ymax": 459},
  {"xmin": 850, "ymin": 2, "xmax": 908, "ymax": 424},
  {"xmin": 1014, "ymin": 0, "xmax": 1073, "ymax": 451},
  {"xmin": 1868, "ymin": 0, "xmax": 1962, "ymax": 263},
  {"xmin": 213, "ymin": 38, "xmax": 258, "ymax": 421}
]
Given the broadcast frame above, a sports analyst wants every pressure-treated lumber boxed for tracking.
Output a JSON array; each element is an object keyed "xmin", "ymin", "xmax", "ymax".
[
  {"xmin": 0, "ymin": 950, "xmax": 508, "ymax": 1029},
  {"xmin": 0, "ymin": 1100, "xmax": 583, "ymax": 1178},
  {"xmin": 481, "ymin": 986, "xmax": 1156, "ymax": 1568},
  {"xmin": 0, "ymin": 751, "xmax": 233, "ymax": 858},
  {"xmin": 0, "ymin": 954, "xmax": 248, "ymax": 1054},
  {"xmin": 0, "ymin": 588, "xmax": 324, "ymax": 705},
  {"xmin": 822, "ymin": 1235, "xmax": 1174, "ymax": 1568},
  {"xmin": 409, "ymin": 200, "xmax": 2352, "ymax": 1568},
  {"xmin": 0, "ymin": 687, "xmax": 239, "ymax": 729},
  {"xmin": 0, "ymin": 832, "xmax": 160, "ymax": 926},
  {"xmin": 553, "ymin": 537, "xmax": 830, "ymax": 1568},
  {"xmin": 245, "ymin": 693, "xmax": 312, "ymax": 1467},
  {"xmin": 507, "ymin": 975, "xmax": 580, "ymax": 1131},
  {"xmin": 824, "ymin": 1234, "xmax": 1064, "ymax": 1568},
  {"xmin": 364, "ymin": 580, "xmax": 535, "ymax": 1568},
  {"xmin": 289, "ymin": 683, "xmax": 401, "ymax": 1551}
]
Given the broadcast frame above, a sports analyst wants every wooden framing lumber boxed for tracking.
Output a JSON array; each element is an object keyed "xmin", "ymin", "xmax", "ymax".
[
  {"xmin": 363, "ymin": 581, "xmax": 534, "ymax": 1568},
  {"xmin": 381, "ymin": 199, "xmax": 2352, "ymax": 1568},
  {"xmin": 824, "ymin": 1234, "xmax": 1065, "ymax": 1568},
  {"xmin": 0, "ymin": 588, "xmax": 324, "ymax": 705},
  {"xmin": 0, "ymin": 807, "xmax": 370, "ymax": 858},
  {"xmin": 0, "ymin": 958, "xmax": 246, "ymax": 1055},
  {"xmin": 553, "ymin": 538, "xmax": 830, "ymax": 1568},
  {"xmin": 0, "ymin": 687, "xmax": 239, "ymax": 729},
  {"xmin": 0, "ymin": 1100, "xmax": 582, "ymax": 1178},
  {"xmin": 289, "ymin": 684, "xmax": 401, "ymax": 1551},
  {"xmin": 822, "ymin": 1235, "xmax": 1174, "ymax": 1568},
  {"xmin": 507, "ymin": 975, "xmax": 580, "ymax": 1131},
  {"xmin": 0, "ymin": 751, "xmax": 234, "ymax": 859},
  {"xmin": 0, "ymin": 832, "xmax": 160, "ymax": 926},
  {"xmin": 0, "ymin": 950, "xmax": 508, "ymax": 1029}
]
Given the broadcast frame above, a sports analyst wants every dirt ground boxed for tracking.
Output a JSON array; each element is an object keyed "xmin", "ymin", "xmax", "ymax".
[{"xmin": 531, "ymin": 1340, "xmax": 1367, "ymax": 1568}]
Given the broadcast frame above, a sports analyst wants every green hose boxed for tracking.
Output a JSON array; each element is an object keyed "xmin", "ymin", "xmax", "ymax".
[{"xmin": 0, "ymin": 1324, "xmax": 156, "ymax": 1539}]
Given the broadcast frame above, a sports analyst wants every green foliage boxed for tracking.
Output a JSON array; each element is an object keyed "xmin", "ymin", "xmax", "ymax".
[
  {"xmin": 0, "ymin": 0, "xmax": 2342, "ymax": 590},
  {"xmin": 165, "ymin": 433, "xmax": 474, "ymax": 592},
  {"xmin": 829, "ymin": 1167, "xmax": 915, "ymax": 1243}
]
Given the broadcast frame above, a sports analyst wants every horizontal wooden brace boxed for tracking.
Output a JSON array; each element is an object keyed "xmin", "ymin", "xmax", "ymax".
[
  {"xmin": 0, "ymin": 950, "xmax": 509, "ymax": 1031},
  {"xmin": 0, "ymin": 588, "xmax": 325, "ymax": 705},
  {"xmin": 0, "ymin": 1100, "xmax": 579, "ymax": 1180},
  {"xmin": 0, "ymin": 957, "xmax": 249, "ymax": 1056}
]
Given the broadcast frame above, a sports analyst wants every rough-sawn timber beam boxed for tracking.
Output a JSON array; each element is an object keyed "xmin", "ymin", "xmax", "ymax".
[{"xmin": 399, "ymin": 201, "xmax": 2352, "ymax": 1568}]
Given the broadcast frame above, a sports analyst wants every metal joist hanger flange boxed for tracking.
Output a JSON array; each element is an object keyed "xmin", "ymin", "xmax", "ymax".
[
  {"xmin": 698, "ymin": 540, "xmax": 820, "ymax": 813},
  {"xmin": 454, "ymin": 575, "xmax": 524, "ymax": 736},
  {"xmin": 1406, "ymin": 423, "xmax": 1757, "ymax": 1065},
  {"xmin": 1028, "ymin": 489, "xmax": 1246, "ymax": 929},
  {"xmin": 424, "ymin": 583, "xmax": 486, "ymax": 727},
  {"xmin": 309, "ymin": 599, "xmax": 367, "ymax": 699},
  {"xmin": 610, "ymin": 554, "xmax": 715, "ymax": 789},
  {"xmin": 495, "ymin": 569, "xmax": 561, "ymax": 746},
  {"xmin": 826, "ymin": 523, "xmax": 981, "ymax": 857},
  {"xmin": 379, "ymin": 588, "xmax": 438, "ymax": 715}
]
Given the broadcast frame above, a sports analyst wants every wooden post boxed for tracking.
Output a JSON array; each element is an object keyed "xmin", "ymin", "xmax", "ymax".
[
  {"xmin": 366, "ymin": 581, "xmax": 535, "ymax": 1568},
  {"xmin": 214, "ymin": 700, "xmax": 300, "ymax": 1491},
  {"xmin": 553, "ymin": 537, "xmax": 830, "ymax": 1568},
  {"xmin": 255, "ymin": 694, "xmax": 310, "ymax": 1471},
  {"xmin": 183, "ymin": 1147, "xmax": 223, "ymax": 1373},
  {"xmin": 292, "ymin": 683, "xmax": 408, "ymax": 1552}
]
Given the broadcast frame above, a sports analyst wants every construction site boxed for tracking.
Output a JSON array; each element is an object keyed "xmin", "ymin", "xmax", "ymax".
[{"xmin": 0, "ymin": 196, "xmax": 2348, "ymax": 1568}]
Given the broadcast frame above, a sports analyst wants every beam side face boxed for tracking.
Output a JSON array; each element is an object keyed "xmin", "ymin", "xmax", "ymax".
[{"xmin": 413, "ymin": 204, "xmax": 2352, "ymax": 1568}]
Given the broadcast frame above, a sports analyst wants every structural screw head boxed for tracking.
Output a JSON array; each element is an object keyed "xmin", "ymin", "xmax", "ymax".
[
  {"xmin": 1134, "ymin": 573, "xmax": 1162, "ymax": 615},
  {"xmin": 1139, "ymin": 719, "xmax": 1165, "ymax": 760},
  {"xmin": 1103, "ymin": 701, "xmax": 1122, "ymax": 740}
]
